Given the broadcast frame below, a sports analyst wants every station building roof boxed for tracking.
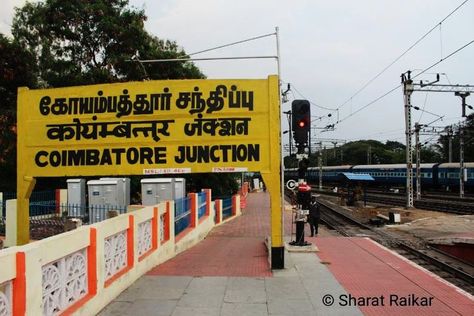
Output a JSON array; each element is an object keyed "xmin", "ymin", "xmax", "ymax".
[
  {"xmin": 339, "ymin": 172, "xmax": 375, "ymax": 181},
  {"xmin": 438, "ymin": 162, "xmax": 474, "ymax": 168},
  {"xmin": 352, "ymin": 163, "xmax": 437, "ymax": 169}
]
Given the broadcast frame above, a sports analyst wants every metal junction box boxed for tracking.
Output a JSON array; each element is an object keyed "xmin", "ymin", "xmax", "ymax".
[
  {"xmin": 99, "ymin": 177, "xmax": 131, "ymax": 206},
  {"xmin": 66, "ymin": 179, "xmax": 86, "ymax": 217},
  {"xmin": 88, "ymin": 178, "xmax": 130, "ymax": 208},
  {"xmin": 141, "ymin": 178, "xmax": 186, "ymax": 206}
]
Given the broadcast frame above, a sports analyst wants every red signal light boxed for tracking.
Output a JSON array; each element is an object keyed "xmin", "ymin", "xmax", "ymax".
[{"xmin": 298, "ymin": 120, "xmax": 306, "ymax": 128}]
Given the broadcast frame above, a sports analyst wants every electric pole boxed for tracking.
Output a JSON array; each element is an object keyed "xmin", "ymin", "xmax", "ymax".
[
  {"xmin": 402, "ymin": 71, "xmax": 414, "ymax": 208},
  {"xmin": 447, "ymin": 126, "xmax": 453, "ymax": 163},
  {"xmin": 367, "ymin": 145, "xmax": 372, "ymax": 165},
  {"xmin": 414, "ymin": 123, "xmax": 421, "ymax": 200},
  {"xmin": 400, "ymin": 71, "xmax": 474, "ymax": 208},
  {"xmin": 459, "ymin": 123, "xmax": 465, "ymax": 198},
  {"xmin": 319, "ymin": 142, "xmax": 323, "ymax": 190}
]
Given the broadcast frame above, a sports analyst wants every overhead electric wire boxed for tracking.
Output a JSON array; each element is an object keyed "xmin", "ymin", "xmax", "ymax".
[
  {"xmin": 423, "ymin": 116, "xmax": 445, "ymax": 127},
  {"xmin": 412, "ymin": 39, "xmax": 474, "ymax": 79},
  {"xmin": 333, "ymin": 0, "xmax": 470, "ymax": 111},
  {"xmin": 416, "ymin": 93, "xmax": 429, "ymax": 123},
  {"xmin": 291, "ymin": 85, "xmax": 337, "ymax": 111},
  {"xmin": 337, "ymin": 84, "xmax": 401, "ymax": 124},
  {"xmin": 185, "ymin": 32, "xmax": 276, "ymax": 56},
  {"xmin": 336, "ymin": 38, "xmax": 474, "ymax": 125},
  {"xmin": 412, "ymin": 106, "xmax": 443, "ymax": 118}
]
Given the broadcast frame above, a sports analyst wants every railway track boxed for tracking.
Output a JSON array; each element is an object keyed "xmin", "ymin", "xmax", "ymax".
[
  {"xmin": 365, "ymin": 189, "xmax": 474, "ymax": 204},
  {"xmin": 317, "ymin": 198, "xmax": 474, "ymax": 294},
  {"xmin": 367, "ymin": 193, "xmax": 474, "ymax": 214},
  {"xmin": 311, "ymin": 187, "xmax": 474, "ymax": 214}
]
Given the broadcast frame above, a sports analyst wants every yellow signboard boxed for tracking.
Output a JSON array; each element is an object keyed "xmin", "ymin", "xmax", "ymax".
[
  {"xmin": 19, "ymin": 77, "xmax": 278, "ymax": 176},
  {"xmin": 16, "ymin": 75, "xmax": 283, "ymax": 266}
]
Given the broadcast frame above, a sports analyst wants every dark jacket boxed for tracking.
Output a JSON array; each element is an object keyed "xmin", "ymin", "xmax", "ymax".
[{"xmin": 309, "ymin": 201, "xmax": 320, "ymax": 218}]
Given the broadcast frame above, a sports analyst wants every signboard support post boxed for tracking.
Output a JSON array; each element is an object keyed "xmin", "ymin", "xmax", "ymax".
[{"xmin": 16, "ymin": 176, "xmax": 36, "ymax": 245}]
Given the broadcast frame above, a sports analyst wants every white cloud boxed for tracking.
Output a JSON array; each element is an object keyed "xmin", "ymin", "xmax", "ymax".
[
  {"xmin": 0, "ymin": 0, "xmax": 32, "ymax": 36},
  {"xmin": 4, "ymin": 0, "xmax": 474, "ymax": 143}
]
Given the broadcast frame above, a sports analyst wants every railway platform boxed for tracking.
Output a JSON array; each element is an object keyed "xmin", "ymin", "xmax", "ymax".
[{"xmin": 99, "ymin": 192, "xmax": 474, "ymax": 316}]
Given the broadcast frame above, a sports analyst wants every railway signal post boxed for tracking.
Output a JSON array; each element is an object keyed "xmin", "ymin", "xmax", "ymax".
[{"xmin": 289, "ymin": 99, "xmax": 312, "ymax": 246}]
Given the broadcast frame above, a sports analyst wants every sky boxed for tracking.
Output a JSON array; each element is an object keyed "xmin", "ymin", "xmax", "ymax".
[{"xmin": 2, "ymin": 0, "xmax": 474, "ymax": 151}]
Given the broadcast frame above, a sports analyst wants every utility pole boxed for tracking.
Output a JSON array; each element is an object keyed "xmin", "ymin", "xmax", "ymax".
[
  {"xmin": 459, "ymin": 123, "xmax": 465, "ymax": 198},
  {"xmin": 308, "ymin": 124, "xmax": 311, "ymax": 156},
  {"xmin": 402, "ymin": 71, "xmax": 414, "ymax": 208},
  {"xmin": 318, "ymin": 142, "xmax": 323, "ymax": 190},
  {"xmin": 332, "ymin": 141, "xmax": 337, "ymax": 158},
  {"xmin": 323, "ymin": 146, "xmax": 327, "ymax": 165},
  {"xmin": 399, "ymin": 73, "xmax": 474, "ymax": 208},
  {"xmin": 447, "ymin": 126, "xmax": 453, "ymax": 163},
  {"xmin": 286, "ymin": 111, "xmax": 293, "ymax": 157},
  {"xmin": 414, "ymin": 123, "xmax": 421, "ymax": 200},
  {"xmin": 456, "ymin": 92, "xmax": 471, "ymax": 117},
  {"xmin": 367, "ymin": 145, "xmax": 372, "ymax": 164}
]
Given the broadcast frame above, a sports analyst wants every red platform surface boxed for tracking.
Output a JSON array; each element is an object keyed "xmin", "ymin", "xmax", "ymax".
[
  {"xmin": 147, "ymin": 192, "xmax": 273, "ymax": 277},
  {"xmin": 315, "ymin": 237, "xmax": 474, "ymax": 316}
]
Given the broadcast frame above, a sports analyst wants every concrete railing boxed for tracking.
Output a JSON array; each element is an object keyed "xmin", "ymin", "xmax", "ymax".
[{"xmin": 0, "ymin": 190, "xmax": 241, "ymax": 316}]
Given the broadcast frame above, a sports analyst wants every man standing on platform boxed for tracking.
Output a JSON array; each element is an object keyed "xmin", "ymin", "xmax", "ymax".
[{"xmin": 308, "ymin": 196, "xmax": 320, "ymax": 237}]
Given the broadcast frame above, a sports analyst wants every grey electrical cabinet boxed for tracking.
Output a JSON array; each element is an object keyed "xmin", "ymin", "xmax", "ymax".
[
  {"xmin": 99, "ymin": 178, "xmax": 131, "ymax": 206},
  {"xmin": 87, "ymin": 178, "xmax": 130, "ymax": 223},
  {"xmin": 174, "ymin": 178, "xmax": 186, "ymax": 200},
  {"xmin": 67, "ymin": 179, "xmax": 86, "ymax": 217},
  {"xmin": 141, "ymin": 178, "xmax": 186, "ymax": 206}
]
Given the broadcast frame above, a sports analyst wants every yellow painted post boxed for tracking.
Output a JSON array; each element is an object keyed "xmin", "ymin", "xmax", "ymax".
[
  {"xmin": 17, "ymin": 87, "xmax": 36, "ymax": 245},
  {"xmin": 262, "ymin": 75, "xmax": 284, "ymax": 269},
  {"xmin": 16, "ymin": 177, "xmax": 36, "ymax": 245}
]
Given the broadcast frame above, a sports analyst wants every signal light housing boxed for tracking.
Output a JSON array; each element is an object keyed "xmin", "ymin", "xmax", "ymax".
[{"xmin": 292, "ymin": 100, "xmax": 311, "ymax": 152}]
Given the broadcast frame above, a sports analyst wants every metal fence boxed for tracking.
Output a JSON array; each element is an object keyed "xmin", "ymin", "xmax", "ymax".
[
  {"xmin": 0, "ymin": 190, "xmax": 214, "ymax": 238},
  {"xmin": 1, "ymin": 191, "xmax": 58, "ymax": 219},
  {"xmin": 222, "ymin": 197, "xmax": 232, "ymax": 220},
  {"xmin": 174, "ymin": 197, "xmax": 190, "ymax": 236},
  {"xmin": 197, "ymin": 192, "xmax": 206, "ymax": 219},
  {"xmin": 29, "ymin": 202, "xmax": 61, "ymax": 218},
  {"xmin": 88, "ymin": 204, "xmax": 127, "ymax": 224},
  {"xmin": 0, "ymin": 200, "xmax": 5, "ymax": 221}
]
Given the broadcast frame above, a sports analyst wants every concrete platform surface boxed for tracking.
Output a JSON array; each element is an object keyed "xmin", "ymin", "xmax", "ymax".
[
  {"xmin": 99, "ymin": 251, "xmax": 362, "ymax": 316},
  {"xmin": 99, "ymin": 193, "xmax": 474, "ymax": 316}
]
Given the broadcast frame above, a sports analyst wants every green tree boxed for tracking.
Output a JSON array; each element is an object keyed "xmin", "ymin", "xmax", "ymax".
[
  {"xmin": 11, "ymin": 0, "xmax": 204, "ymax": 87},
  {"xmin": 3, "ymin": 0, "xmax": 233, "ymax": 194},
  {"xmin": 284, "ymin": 138, "xmax": 444, "ymax": 169},
  {"xmin": 0, "ymin": 34, "xmax": 38, "ymax": 190},
  {"xmin": 437, "ymin": 114, "xmax": 474, "ymax": 162},
  {"xmin": 419, "ymin": 145, "xmax": 442, "ymax": 163}
]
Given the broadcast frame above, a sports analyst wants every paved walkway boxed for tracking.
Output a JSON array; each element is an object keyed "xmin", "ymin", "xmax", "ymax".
[
  {"xmin": 100, "ymin": 192, "xmax": 359, "ymax": 315},
  {"xmin": 99, "ymin": 192, "xmax": 473, "ymax": 315}
]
